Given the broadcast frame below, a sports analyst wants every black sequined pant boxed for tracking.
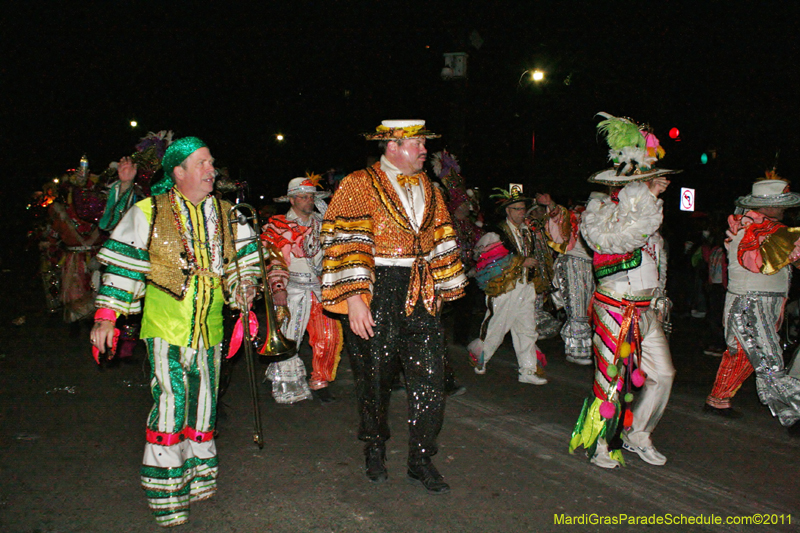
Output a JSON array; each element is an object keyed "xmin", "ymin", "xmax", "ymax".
[{"xmin": 344, "ymin": 266, "xmax": 446, "ymax": 463}]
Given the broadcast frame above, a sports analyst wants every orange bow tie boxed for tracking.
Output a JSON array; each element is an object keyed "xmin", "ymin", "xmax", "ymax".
[{"xmin": 397, "ymin": 173, "xmax": 421, "ymax": 187}]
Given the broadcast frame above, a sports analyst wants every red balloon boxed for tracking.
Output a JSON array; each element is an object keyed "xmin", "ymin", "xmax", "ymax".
[{"xmin": 669, "ymin": 127, "xmax": 680, "ymax": 139}]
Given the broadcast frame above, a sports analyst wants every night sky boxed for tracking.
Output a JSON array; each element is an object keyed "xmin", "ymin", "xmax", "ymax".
[{"xmin": 4, "ymin": 1, "xmax": 799, "ymax": 213}]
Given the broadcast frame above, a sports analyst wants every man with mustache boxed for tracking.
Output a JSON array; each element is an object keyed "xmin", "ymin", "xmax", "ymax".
[
  {"xmin": 90, "ymin": 137, "xmax": 259, "ymax": 527},
  {"xmin": 321, "ymin": 120, "xmax": 467, "ymax": 494}
]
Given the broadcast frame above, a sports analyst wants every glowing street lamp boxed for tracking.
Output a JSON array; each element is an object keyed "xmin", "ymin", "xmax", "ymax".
[
  {"xmin": 130, "ymin": 120, "xmax": 138, "ymax": 128},
  {"xmin": 276, "ymin": 134, "xmax": 285, "ymax": 142},
  {"xmin": 531, "ymin": 69, "xmax": 545, "ymax": 82}
]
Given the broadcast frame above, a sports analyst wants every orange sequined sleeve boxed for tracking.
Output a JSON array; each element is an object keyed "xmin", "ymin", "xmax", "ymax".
[
  {"xmin": 321, "ymin": 172, "xmax": 375, "ymax": 314},
  {"xmin": 429, "ymin": 186, "xmax": 468, "ymax": 302}
]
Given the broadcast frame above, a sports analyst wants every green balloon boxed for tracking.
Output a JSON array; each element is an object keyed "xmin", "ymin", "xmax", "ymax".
[{"xmin": 624, "ymin": 393, "xmax": 634, "ymax": 403}]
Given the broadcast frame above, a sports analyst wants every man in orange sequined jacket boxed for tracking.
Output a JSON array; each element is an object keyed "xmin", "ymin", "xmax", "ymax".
[{"xmin": 321, "ymin": 120, "xmax": 467, "ymax": 494}]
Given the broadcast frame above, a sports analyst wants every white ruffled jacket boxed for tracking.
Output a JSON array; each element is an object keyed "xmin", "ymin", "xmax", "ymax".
[
  {"xmin": 580, "ymin": 182, "xmax": 666, "ymax": 293},
  {"xmin": 581, "ymin": 182, "xmax": 662, "ymax": 255}
]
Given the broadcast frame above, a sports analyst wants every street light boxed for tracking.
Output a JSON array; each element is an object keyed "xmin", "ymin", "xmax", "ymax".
[
  {"xmin": 130, "ymin": 120, "xmax": 138, "ymax": 128},
  {"xmin": 276, "ymin": 134, "xmax": 285, "ymax": 142},
  {"xmin": 518, "ymin": 69, "xmax": 546, "ymax": 87}
]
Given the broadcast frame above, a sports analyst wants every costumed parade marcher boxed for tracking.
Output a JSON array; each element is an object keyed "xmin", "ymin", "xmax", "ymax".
[
  {"xmin": 90, "ymin": 137, "xmax": 260, "ymax": 527},
  {"xmin": 99, "ymin": 130, "xmax": 173, "ymax": 232},
  {"xmin": 30, "ymin": 182, "xmax": 65, "ymax": 315},
  {"xmin": 321, "ymin": 120, "xmax": 467, "ymax": 494},
  {"xmin": 704, "ymin": 177, "xmax": 800, "ymax": 436},
  {"xmin": 543, "ymin": 192, "xmax": 597, "ymax": 366},
  {"xmin": 467, "ymin": 185, "xmax": 548, "ymax": 385},
  {"xmin": 49, "ymin": 158, "xmax": 106, "ymax": 327},
  {"xmin": 432, "ymin": 150, "xmax": 482, "ymax": 396},
  {"xmin": 261, "ymin": 174, "xmax": 343, "ymax": 404},
  {"xmin": 569, "ymin": 113, "xmax": 678, "ymax": 468},
  {"xmin": 97, "ymin": 131, "xmax": 173, "ymax": 363},
  {"xmin": 524, "ymin": 201, "xmax": 562, "ymax": 340}
]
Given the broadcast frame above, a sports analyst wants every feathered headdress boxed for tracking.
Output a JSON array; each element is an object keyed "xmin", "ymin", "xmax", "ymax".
[
  {"xmin": 489, "ymin": 185, "xmax": 533, "ymax": 209},
  {"xmin": 588, "ymin": 113, "xmax": 680, "ymax": 185},
  {"xmin": 432, "ymin": 151, "xmax": 462, "ymax": 184}
]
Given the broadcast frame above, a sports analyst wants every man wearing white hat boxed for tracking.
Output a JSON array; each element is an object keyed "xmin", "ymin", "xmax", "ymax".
[
  {"xmin": 261, "ymin": 174, "xmax": 342, "ymax": 404},
  {"xmin": 569, "ymin": 113, "xmax": 679, "ymax": 469},
  {"xmin": 704, "ymin": 177, "xmax": 800, "ymax": 436},
  {"xmin": 321, "ymin": 120, "xmax": 467, "ymax": 494}
]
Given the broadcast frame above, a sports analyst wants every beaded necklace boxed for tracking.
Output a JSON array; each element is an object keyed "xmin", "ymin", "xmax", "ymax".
[{"xmin": 169, "ymin": 189, "xmax": 220, "ymax": 277}]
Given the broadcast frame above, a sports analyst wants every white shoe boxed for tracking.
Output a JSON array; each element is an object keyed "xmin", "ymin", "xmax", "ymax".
[
  {"xmin": 474, "ymin": 365, "xmax": 486, "ymax": 375},
  {"xmin": 622, "ymin": 443, "xmax": 667, "ymax": 466},
  {"xmin": 518, "ymin": 372, "xmax": 547, "ymax": 385},
  {"xmin": 590, "ymin": 451, "xmax": 620, "ymax": 469},
  {"xmin": 566, "ymin": 355, "xmax": 593, "ymax": 366}
]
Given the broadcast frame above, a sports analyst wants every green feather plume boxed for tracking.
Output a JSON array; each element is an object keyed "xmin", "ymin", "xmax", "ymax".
[
  {"xmin": 489, "ymin": 187, "xmax": 512, "ymax": 200},
  {"xmin": 596, "ymin": 112, "xmax": 645, "ymax": 151}
]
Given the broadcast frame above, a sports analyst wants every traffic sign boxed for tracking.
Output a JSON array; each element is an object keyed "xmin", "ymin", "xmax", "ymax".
[{"xmin": 680, "ymin": 187, "xmax": 695, "ymax": 212}]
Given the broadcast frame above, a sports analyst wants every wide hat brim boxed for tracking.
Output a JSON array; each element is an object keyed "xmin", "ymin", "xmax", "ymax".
[
  {"xmin": 735, "ymin": 192, "xmax": 800, "ymax": 209},
  {"xmin": 274, "ymin": 191, "xmax": 331, "ymax": 203},
  {"xmin": 497, "ymin": 197, "xmax": 534, "ymax": 210},
  {"xmin": 364, "ymin": 129, "xmax": 441, "ymax": 141},
  {"xmin": 588, "ymin": 167, "xmax": 682, "ymax": 185}
]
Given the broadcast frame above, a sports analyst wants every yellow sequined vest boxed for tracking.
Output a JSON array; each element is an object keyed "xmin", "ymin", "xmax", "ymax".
[{"xmin": 147, "ymin": 193, "xmax": 236, "ymax": 300}]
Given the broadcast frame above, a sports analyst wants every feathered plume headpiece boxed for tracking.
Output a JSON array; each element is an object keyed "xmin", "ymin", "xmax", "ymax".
[
  {"xmin": 588, "ymin": 112, "xmax": 680, "ymax": 185},
  {"xmin": 489, "ymin": 185, "xmax": 533, "ymax": 209}
]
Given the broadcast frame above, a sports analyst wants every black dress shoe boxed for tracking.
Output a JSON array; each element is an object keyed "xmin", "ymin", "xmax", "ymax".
[
  {"xmin": 365, "ymin": 446, "xmax": 387, "ymax": 483},
  {"xmin": 702, "ymin": 403, "xmax": 743, "ymax": 419},
  {"xmin": 314, "ymin": 387, "xmax": 337, "ymax": 404},
  {"xmin": 406, "ymin": 461, "xmax": 450, "ymax": 494}
]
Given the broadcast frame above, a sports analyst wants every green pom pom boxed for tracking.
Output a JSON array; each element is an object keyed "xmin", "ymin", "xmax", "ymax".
[
  {"xmin": 624, "ymin": 392, "xmax": 634, "ymax": 403},
  {"xmin": 607, "ymin": 365, "xmax": 618, "ymax": 378}
]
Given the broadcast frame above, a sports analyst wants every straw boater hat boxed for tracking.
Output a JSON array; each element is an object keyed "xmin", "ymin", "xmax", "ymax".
[
  {"xmin": 735, "ymin": 178, "xmax": 800, "ymax": 209},
  {"xmin": 588, "ymin": 112, "xmax": 681, "ymax": 185},
  {"xmin": 363, "ymin": 120, "xmax": 441, "ymax": 141},
  {"xmin": 274, "ymin": 173, "xmax": 331, "ymax": 203}
]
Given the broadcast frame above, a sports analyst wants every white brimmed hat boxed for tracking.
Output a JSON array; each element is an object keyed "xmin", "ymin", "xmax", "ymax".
[
  {"xmin": 735, "ymin": 179, "xmax": 800, "ymax": 209},
  {"xmin": 274, "ymin": 174, "xmax": 331, "ymax": 203},
  {"xmin": 588, "ymin": 112, "xmax": 681, "ymax": 185},
  {"xmin": 364, "ymin": 119, "xmax": 440, "ymax": 141}
]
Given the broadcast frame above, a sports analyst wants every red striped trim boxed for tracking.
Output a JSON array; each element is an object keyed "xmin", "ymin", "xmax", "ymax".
[
  {"xmin": 595, "ymin": 291, "xmax": 651, "ymax": 308},
  {"xmin": 146, "ymin": 427, "xmax": 214, "ymax": 446},
  {"xmin": 184, "ymin": 427, "xmax": 214, "ymax": 443}
]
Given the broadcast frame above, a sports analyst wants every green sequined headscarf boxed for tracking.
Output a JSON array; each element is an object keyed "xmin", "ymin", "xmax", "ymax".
[{"xmin": 151, "ymin": 136, "xmax": 208, "ymax": 195}]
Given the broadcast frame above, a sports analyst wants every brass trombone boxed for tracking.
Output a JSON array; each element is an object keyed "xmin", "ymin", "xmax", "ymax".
[{"xmin": 227, "ymin": 203, "xmax": 297, "ymax": 448}]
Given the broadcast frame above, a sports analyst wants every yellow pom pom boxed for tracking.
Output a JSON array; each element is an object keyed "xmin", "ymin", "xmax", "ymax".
[{"xmin": 618, "ymin": 341, "xmax": 631, "ymax": 359}]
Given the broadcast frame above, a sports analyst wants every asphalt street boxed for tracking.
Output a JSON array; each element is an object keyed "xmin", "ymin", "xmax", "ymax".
[{"xmin": 1, "ymin": 265, "xmax": 798, "ymax": 533}]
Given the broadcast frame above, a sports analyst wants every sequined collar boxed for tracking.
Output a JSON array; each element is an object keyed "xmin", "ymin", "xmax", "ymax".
[{"xmin": 365, "ymin": 163, "xmax": 435, "ymax": 233}]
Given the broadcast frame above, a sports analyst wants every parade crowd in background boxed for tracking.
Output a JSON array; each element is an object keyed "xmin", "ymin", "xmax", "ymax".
[{"xmin": 25, "ymin": 116, "xmax": 800, "ymax": 528}]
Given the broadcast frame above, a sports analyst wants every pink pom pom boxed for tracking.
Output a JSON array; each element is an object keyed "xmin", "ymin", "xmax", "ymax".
[
  {"xmin": 599, "ymin": 401, "xmax": 616, "ymax": 419},
  {"xmin": 616, "ymin": 379, "xmax": 624, "ymax": 392},
  {"xmin": 632, "ymin": 369, "xmax": 646, "ymax": 388}
]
